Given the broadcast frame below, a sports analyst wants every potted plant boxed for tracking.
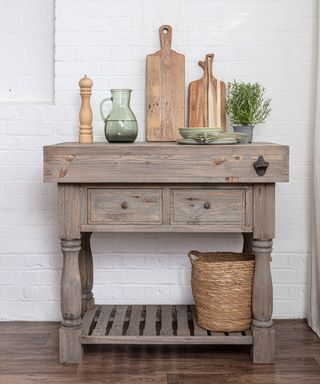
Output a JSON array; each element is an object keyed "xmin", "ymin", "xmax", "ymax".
[{"xmin": 226, "ymin": 81, "xmax": 271, "ymax": 143}]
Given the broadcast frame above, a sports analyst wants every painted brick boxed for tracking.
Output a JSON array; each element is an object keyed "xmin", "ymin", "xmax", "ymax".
[{"xmin": 0, "ymin": 0, "xmax": 317, "ymax": 320}]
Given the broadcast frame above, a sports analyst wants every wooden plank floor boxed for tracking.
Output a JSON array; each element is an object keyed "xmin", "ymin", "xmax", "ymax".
[{"xmin": 0, "ymin": 320, "xmax": 320, "ymax": 383}]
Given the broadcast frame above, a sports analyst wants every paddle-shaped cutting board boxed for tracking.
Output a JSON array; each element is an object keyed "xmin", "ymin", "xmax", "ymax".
[
  {"xmin": 188, "ymin": 54, "xmax": 226, "ymax": 130},
  {"xmin": 146, "ymin": 25, "xmax": 185, "ymax": 141}
]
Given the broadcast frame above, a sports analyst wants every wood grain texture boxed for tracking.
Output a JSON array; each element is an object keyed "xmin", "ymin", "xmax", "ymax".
[
  {"xmin": 60, "ymin": 239, "xmax": 82, "ymax": 329},
  {"xmin": 160, "ymin": 305, "xmax": 173, "ymax": 336},
  {"xmin": 191, "ymin": 306, "xmax": 207, "ymax": 336},
  {"xmin": 253, "ymin": 184, "xmax": 275, "ymax": 239},
  {"xmin": 58, "ymin": 184, "xmax": 81, "ymax": 239},
  {"xmin": 251, "ymin": 184, "xmax": 275, "ymax": 363},
  {"xmin": 79, "ymin": 232, "xmax": 94, "ymax": 315},
  {"xmin": 251, "ymin": 325, "xmax": 275, "ymax": 364},
  {"xmin": 81, "ymin": 185, "xmax": 252, "ymax": 232},
  {"xmin": 79, "ymin": 305, "xmax": 252, "ymax": 345},
  {"xmin": 59, "ymin": 327, "xmax": 83, "ymax": 364},
  {"xmin": 80, "ymin": 223, "xmax": 252, "ymax": 233},
  {"xmin": 58, "ymin": 184, "xmax": 83, "ymax": 363},
  {"xmin": 88, "ymin": 188, "xmax": 162, "ymax": 224},
  {"xmin": 144, "ymin": 305, "xmax": 158, "ymax": 336},
  {"xmin": 44, "ymin": 142, "xmax": 289, "ymax": 184},
  {"xmin": 1, "ymin": 320, "xmax": 319, "ymax": 383},
  {"xmin": 60, "ymin": 239, "xmax": 83, "ymax": 363},
  {"xmin": 109, "ymin": 306, "xmax": 128, "ymax": 336},
  {"xmin": 251, "ymin": 239, "xmax": 274, "ymax": 363},
  {"xmin": 82, "ymin": 307, "xmax": 98, "ymax": 336},
  {"xmin": 188, "ymin": 54, "xmax": 226, "ymax": 129},
  {"xmin": 146, "ymin": 25, "xmax": 185, "ymax": 141},
  {"xmin": 92, "ymin": 306, "xmax": 113, "ymax": 336},
  {"xmin": 176, "ymin": 305, "xmax": 189, "ymax": 337},
  {"xmin": 127, "ymin": 306, "xmax": 143, "ymax": 336},
  {"xmin": 252, "ymin": 240, "xmax": 274, "ymax": 328},
  {"xmin": 79, "ymin": 76, "xmax": 93, "ymax": 144},
  {"xmin": 81, "ymin": 335, "xmax": 253, "ymax": 345},
  {"xmin": 45, "ymin": 142, "xmax": 289, "ymax": 365},
  {"xmin": 170, "ymin": 188, "xmax": 247, "ymax": 225},
  {"xmin": 162, "ymin": 187, "xmax": 171, "ymax": 225}
]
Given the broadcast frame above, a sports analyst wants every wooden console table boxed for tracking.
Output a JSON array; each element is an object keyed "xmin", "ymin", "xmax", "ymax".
[{"xmin": 43, "ymin": 142, "xmax": 289, "ymax": 364}]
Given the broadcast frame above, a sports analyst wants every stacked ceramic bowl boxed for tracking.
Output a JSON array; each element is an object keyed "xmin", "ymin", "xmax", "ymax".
[{"xmin": 178, "ymin": 128, "xmax": 248, "ymax": 145}]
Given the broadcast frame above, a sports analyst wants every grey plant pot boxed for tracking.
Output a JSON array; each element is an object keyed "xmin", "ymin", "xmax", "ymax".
[{"xmin": 233, "ymin": 125, "xmax": 254, "ymax": 143}]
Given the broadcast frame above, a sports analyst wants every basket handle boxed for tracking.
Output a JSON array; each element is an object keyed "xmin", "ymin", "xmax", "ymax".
[{"xmin": 188, "ymin": 250, "xmax": 200, "ymax": 264}]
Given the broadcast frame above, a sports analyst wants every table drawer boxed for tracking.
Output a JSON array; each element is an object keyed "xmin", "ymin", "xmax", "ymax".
[
  {"xmin": 88, "ymin": 188, "xmax": 162, "ymax": 224},
  {"xmin": 170, "ymin": 188, "xmax": 250, "ymax": 225}
]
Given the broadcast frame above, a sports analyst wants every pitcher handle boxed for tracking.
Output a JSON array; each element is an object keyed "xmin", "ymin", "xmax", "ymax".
[{"xmin": 99, "ymin": 97, "xmax": 112, "ymax": 122}]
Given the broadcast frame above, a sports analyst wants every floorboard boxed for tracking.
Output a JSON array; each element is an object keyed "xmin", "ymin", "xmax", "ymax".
[{"xmin": 0, "ymin": 320, "xmax": 319, "ymax": 384}]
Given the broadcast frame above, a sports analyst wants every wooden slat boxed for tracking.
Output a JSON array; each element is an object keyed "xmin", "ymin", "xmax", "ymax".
[
  {"xmin": 210, "ymin": 331, "xmax": 226, "ymax": 336},
  {"xmin": 81, "ymin": 305, "xmax": 253, "ymax": 345},
  {"xmin": 176, "ymin": 305, "xmax": 190, "ymax": 336},
  {"xmin": 82, "ymin": 306, "xmax": 98, "ymax": 336},
  {"xmin": 127, "ymin": 305, "xmax": 143, "ymax": 336},
  {"xmin": 91, "ymin": 305, "xmax": 113, "ymax": 336},
  {"xmin": 144, "ymin": 305, "xmax": 157, "ymax": 336},
  {"xmin": 81, "ymin": 334, "xmax": 252, "ymax": 345},
  {"xmin": 109, "ymin": 305, "xmax": 128, "ymax": 336},
  {"xmin": 160, "ymin": 305, "xmax": 173, "ymax": 336},
  {"xmin": 80, "ymin": 223, "xmax": 252, "ymax": 233},
  {"xmin": 191, "ymin": 306, "xmax": 207, "ymax": 336}
]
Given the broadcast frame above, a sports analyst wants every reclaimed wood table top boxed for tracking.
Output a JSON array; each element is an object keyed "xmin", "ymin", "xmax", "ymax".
[{"xmin": 43, "ymin": 142, "xmax": 289, "ymax": 184}]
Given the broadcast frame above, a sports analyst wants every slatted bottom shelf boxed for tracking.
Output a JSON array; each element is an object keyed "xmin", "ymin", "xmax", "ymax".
[{"xmin": 81, "ymin": 305, "xmax": 252, "ymax": 345}]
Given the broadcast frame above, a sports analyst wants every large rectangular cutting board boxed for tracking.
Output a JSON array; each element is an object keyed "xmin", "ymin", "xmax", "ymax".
[{"xmin": 146, "ymin": 25, "xmax": 185, "ymax": 141}]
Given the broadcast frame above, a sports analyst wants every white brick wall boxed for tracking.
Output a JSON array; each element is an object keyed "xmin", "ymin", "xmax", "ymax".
[{"xmin": 0, "ymin": 0, "xmax": 318, "ymax": 320}]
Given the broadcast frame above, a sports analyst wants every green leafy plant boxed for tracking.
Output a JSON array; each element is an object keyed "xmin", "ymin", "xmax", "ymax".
[{"xmin": 226, "ymin": 81, "xmax": 271, "ymax": 126}]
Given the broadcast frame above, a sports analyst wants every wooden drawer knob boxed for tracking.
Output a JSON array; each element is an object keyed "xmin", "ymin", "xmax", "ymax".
[
  {"xmin": 204, "ymin": 201, "xmax": 211, "ymax": 209},
  {"xmin": 121, "ymin": 201, "xmax": 128, "ymax": 209}
]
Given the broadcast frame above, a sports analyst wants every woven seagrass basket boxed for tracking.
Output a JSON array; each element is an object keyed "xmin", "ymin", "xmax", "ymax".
[{"xmin": 188, "ymin": 250, "xmax": 255, "ymax": 332}]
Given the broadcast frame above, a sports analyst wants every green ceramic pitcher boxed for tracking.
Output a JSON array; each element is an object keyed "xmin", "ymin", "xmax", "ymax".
[{"xmin": 100, "ymin": 89, "xmax": 138, "ymax": 143}]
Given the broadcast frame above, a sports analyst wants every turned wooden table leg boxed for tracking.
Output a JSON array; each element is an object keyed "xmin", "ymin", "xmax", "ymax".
[
  {"xmin": 251, "ymin": 239, "xmax": 275, "ymax": 363},
  {"xmin": 58, "ymin": 184, "xmax": 83, "ymax": 364},
  {"xmin": 79, "ymin": 232, "xmax": 94, "ymax": 315},
  {"xmin": 60, "ymin": 239, "xmax": 83, "ymax": 363},
  {"xmin": 251, "ymin": 184, "xmax": 276, "ymax": 364}
]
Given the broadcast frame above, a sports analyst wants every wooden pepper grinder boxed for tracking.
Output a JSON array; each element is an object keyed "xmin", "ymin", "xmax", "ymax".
[{"xmin": 79, "ymin": 75, "xmax": 93, "ymax": 144}]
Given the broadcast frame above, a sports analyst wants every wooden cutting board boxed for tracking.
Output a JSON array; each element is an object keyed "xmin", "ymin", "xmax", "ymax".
[
  {"xmin": 188, "ymin": 54, "xmax": 226, "ymax": 130},
  {"xmin": 146, "ymin": 25, "xmax": 185, "ymax": 141}
]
